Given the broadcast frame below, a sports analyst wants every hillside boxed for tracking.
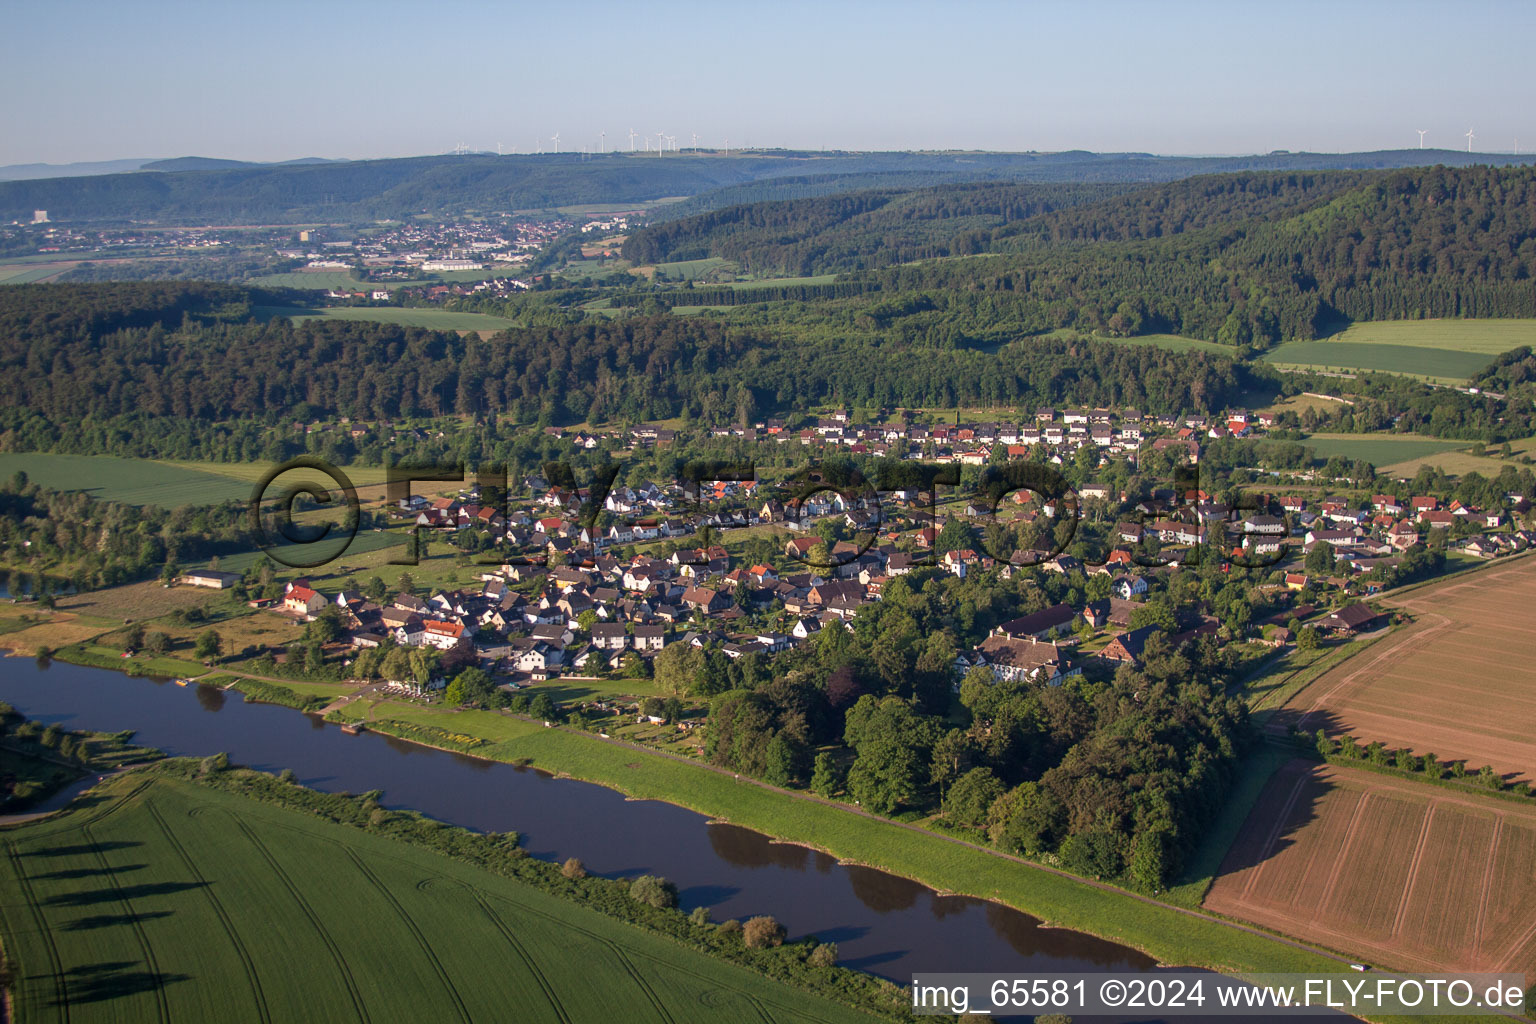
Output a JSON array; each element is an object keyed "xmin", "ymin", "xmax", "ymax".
[
  {"xmin": 851, "ymin": 164, "xmax": 1536, "ymax": 345},
  {"xmin": 5, "ymin": 148, "xmax": 1535, "ymax": 225}
]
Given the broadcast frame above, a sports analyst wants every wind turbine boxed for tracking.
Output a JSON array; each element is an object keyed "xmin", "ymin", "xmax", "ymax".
[
  {"xmin": 629, "ymin": 128, "xmax": 638, "ymax": 152},
  {"xmin": 657, "ymin": 131, "xmax": 665, "ymax": 156},
  {"xmin": 600, "ymin": 131, "xmax": 606, "ymax": 154},
  {"xmin": 1466, "ymin": 127, "xmax": 1475, "ymax": 153},
  {"xmin": 691, "ymin": 132, "xmax": 698, "ymax": 151},
  {"xmin": 551, "ymin": 132, "xmax": 562, "ymax": 154},
  {"xmin": 1416, "ymin": 129, "xmax": 1427, "ymax": 149}
]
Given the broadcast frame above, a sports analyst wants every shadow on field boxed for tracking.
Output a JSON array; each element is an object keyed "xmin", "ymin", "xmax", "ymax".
[
  {"xmin": 23, "ymin": 840, "xmax": 141, "ymax": 857},
  {"xmin": 47, "ymin": 960, "xmax": 192, "ymax": 1005},
  {"xmin": 44, "ymin": 880, "xmax": 208, "ymax": 907},
  {"xmin": 63, "ymin": 910, "xmax": 174, "ymax": 931},
  {"xmin": 36, "ymin": 863, "xmax": 148, "ymax": 881},
  {"xmin": 1211, "ymin": 755, "xmax": 1332, "ymax": 878}
]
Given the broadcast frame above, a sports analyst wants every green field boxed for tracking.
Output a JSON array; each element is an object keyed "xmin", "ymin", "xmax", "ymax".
[
  {"xmin": 1263, "ymin": 319, "xmax": 1536, "ymax": 382},
  {"xmin": 0, "ymin": 454, "xmax": 255, "ymax": 508},
  {"xmin": 252, "ymin": 305, "xmax": 518, "ymax": 331},
  {"xmin": 0, "ymin": 769, "xmax": 883, "ymax": 1024},
  {"xmin": 1293, "ymin": 432, "xmax": 1472, "ymax": 466},
  {"xmin": 0, "ymin": 262, "xmax": 74, "ymax": 285},
  {"xmin": 638, "ymin": 257, "xmax": 734, "ymax": 281}
]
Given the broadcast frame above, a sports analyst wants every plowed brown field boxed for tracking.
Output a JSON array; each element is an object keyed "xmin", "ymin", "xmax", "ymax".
[
  {"xmin": 1205, "ymin": 760, "xmax": 1536, "ymax": 975},
  {"xmin": 1276, "ymin": 554, "xmax": 1536, "ymax": 784}
]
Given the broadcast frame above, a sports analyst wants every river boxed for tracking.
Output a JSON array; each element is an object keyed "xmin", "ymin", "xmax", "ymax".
[{"xmin": 1, "ymin": 656, "xmax": 1159, "ymax": 990}]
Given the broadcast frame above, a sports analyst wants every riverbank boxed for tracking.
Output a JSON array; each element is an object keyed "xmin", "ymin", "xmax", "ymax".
[
  {"xmin": 0, "ymin": 762, "xmax": 900, "ymax": 1024},
  {"xmin": 316, "ymin": 688, "xmax": 1350, "ymax": 978}
]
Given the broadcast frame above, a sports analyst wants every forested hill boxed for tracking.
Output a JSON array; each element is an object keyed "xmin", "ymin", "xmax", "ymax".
[
  {"xmin": 0, "ymin": 283, "xmax": 1246, "ymax": 452},
  {"xmin": 4, "ymin": 148, "xmax": 1533, "ymax": 224},
  {"xmin": 621, "ymin": 182, "xmax": 1136, "ymax": 274},
  {"xmin": 855, "ymin": 165, "xmax": 1536, "ymax": 344}
]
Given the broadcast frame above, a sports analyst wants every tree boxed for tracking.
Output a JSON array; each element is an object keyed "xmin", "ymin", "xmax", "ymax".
[
  {"xmin": 1296, "ymin": 625, "xmax": 1321, "ymax": 650},
  {"xmin": 560, "ymin": 857, "xmax": 587, "ymax": 879},
  {"xmin": 396, "ymin": 571, "xmax": 416, "ymax": 596},
  {"xmin": 654, "ymin": 642, "xmax": 705, "ymax": 696},
  {"xmin": 808, "ymin": 942, "xmax": 838, "ymax": 967},
  {"xmin": 763, "ymin": 733, "xmax": 805, "ymax": 787},
  {"xmin": 742, "ymin": 915, "xmax": 786, "ymax": 949},
  {"xmin": 193, "ymin": 630, "xmax": 222, "ymax": 662},
  {"xmin": 145, "ymin": 631, "xmax": 172, "ymax": 655},
  {"xmin": 447, "ymin": 666, "xmax": 494, "ymax": 707},
  {"xmin": 363, "ymin": 575, "xmax": 387, "ymax": 602},
  {"xmin": 810, "ymin": 751, "xmax": 845, "ymax": 797},
  {"xmin": 943, "ymin": 767, "xmax": 1005, "ymax": 828},
  {"xmin": 123, "ymin": 624, "xmax": 146, "ymax": 650},
  {"xmin": 528, "ymin": 692, "xmax": 556, "ymax": 721},
  {"xmin": 843, "ymin": 695, "xmax": 938, "ymax": 814},
  {"xmin": 629, "ymin": 874, "xmax": 678, "ymax": 909}
]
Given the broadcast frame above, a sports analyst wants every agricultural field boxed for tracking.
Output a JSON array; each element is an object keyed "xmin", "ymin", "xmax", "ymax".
[
  {"xmin": 1263, "ymin": 319, "xmax": 1536, "ymax": 383},
  {"xmin": 0, "ymin": 453, "xmax": 253, "ymax": 508},
  {"xmin": 0, "ymin": 261, "xmax": 77, "ymax": 285},
  {"xmin": 1275, "ymin": 554, "xmax": 1536, "ymax": 785},
  {"xmin": 1292, "ymin": 432, "xmax": 1473, "ymax": 468},
  {"xmin": 629, "ymin": 256, "xmax": 735, "ymax": 281},
  {"xmin": 251, "ymin": 305, "xmax": 518, "ymax": 331},
  {"xmin": 0, "ymin": 770, "xmax": 883, "ymax": 1024},
  {"xmin": 1204, "ymin": 760, "xmax": 1536, "ymax": 976}
]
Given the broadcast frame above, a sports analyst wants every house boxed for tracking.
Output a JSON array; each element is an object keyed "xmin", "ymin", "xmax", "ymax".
[
  {"xmin": 420, "ymin": 620, "xmax": 467, "ymax": 650},
  {"xmin": 1111, "ymin": 574, "xmax": 1148, "ymax": 600},
  {"xmin": 590, "ymin": 622, "xmax": 629, "ymax": 651},
  {"xmin": 282, "ymin": 586, "xmax": 328, "ymax": 619},
  {"xmin": 681, "ymin": 586, "xmax": 729, "ymax": 614},
  {"xmin": 975, "ymin": 635, "xmax": 1072, "ymax": 685},
  {"xmin": 631, "ymin": 624, "xmax": 667, "ymax": 652},
  {"xmin": 1082, "ymin": 598, "xmax": 1136, "ymax": 630},
  {"xmin": 1320, "ymin": 603, "xmax": 1383, "ymax": 634},
  {"xmin": 1099, "ymin": 625, "xmax": 1162, "ymax": 666},
  {"xmin": 993, "ymin": 603, "xmax": 1077, "ymax": 641}
]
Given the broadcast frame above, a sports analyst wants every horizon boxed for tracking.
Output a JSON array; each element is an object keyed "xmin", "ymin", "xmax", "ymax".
[
  {"xmin": 3, "ymin": 0, "xmax": 1533, "ymax": 166},
  {"xmin": 4, "ymin": 143, "xmax": 1531, "ymax": 175}
]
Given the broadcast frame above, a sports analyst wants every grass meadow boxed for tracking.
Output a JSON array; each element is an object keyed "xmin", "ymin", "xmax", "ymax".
[
  {"xmin": 1294, "ymin": 433, "xmax": 1472, "ymax": 467},
  {"xmin": 0, "ymin": 454, "xmax": 254, "ymax": 508},
  {"xmin": 1263, "ymin": 318, "xmax": 1536, "ymax": 382},
  {"xmin": 251, "ymin": 305, "xmax": 518, "ymax": 331}
]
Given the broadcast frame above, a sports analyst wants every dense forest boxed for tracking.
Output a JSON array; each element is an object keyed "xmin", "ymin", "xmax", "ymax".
[
  {"xmin": 0, "ymin": 283, "xmax": 1248, "ymax": 448},
  {"xmin": 4, "ymin": 148, "xmax": 1531, "ymax": 225},
  {"xmin": 630, "ymin": 166, "xmax": 1536, "ymax": 346},
  {"xmin": 623, "ymin": 182, "xmax": 1133, "ymax": 273},
  {"xmin": 683, "ymin": 558, "xmax": 1255, "ymax": 890}
]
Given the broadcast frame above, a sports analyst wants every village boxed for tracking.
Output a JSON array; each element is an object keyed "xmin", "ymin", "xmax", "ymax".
[{"xmin": 182, "ymin": 403, "xmax": 1535, "ymax": 705}]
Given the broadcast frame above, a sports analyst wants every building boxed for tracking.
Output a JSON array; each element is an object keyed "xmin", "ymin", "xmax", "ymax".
[
  {"xmin": 975, "ymin": 635, "xmax": 1071, "ymax": 685},
  {"xmin": 420, "ymin": 259, "xmax": 485, "ymax": 271},
  {"xmin": 282, "ymin": 586, "xmax": 328, "ymax": 619},
  {"xmin": 178, "ymin": 570, "xmax": 241, "ymax": 589},
  {"xmin": 992, "ymin": 603, "xmax": 1077, "ymax": 641},
  {"xmin": 1320, "ymin": 603, "xmax": 1383, "ymax": 634}
]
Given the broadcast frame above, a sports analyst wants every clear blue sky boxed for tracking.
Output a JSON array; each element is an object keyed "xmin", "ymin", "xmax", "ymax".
[{"xmin": 3, "ymin": 0, "xmax": 1531, "ymax": 164}]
